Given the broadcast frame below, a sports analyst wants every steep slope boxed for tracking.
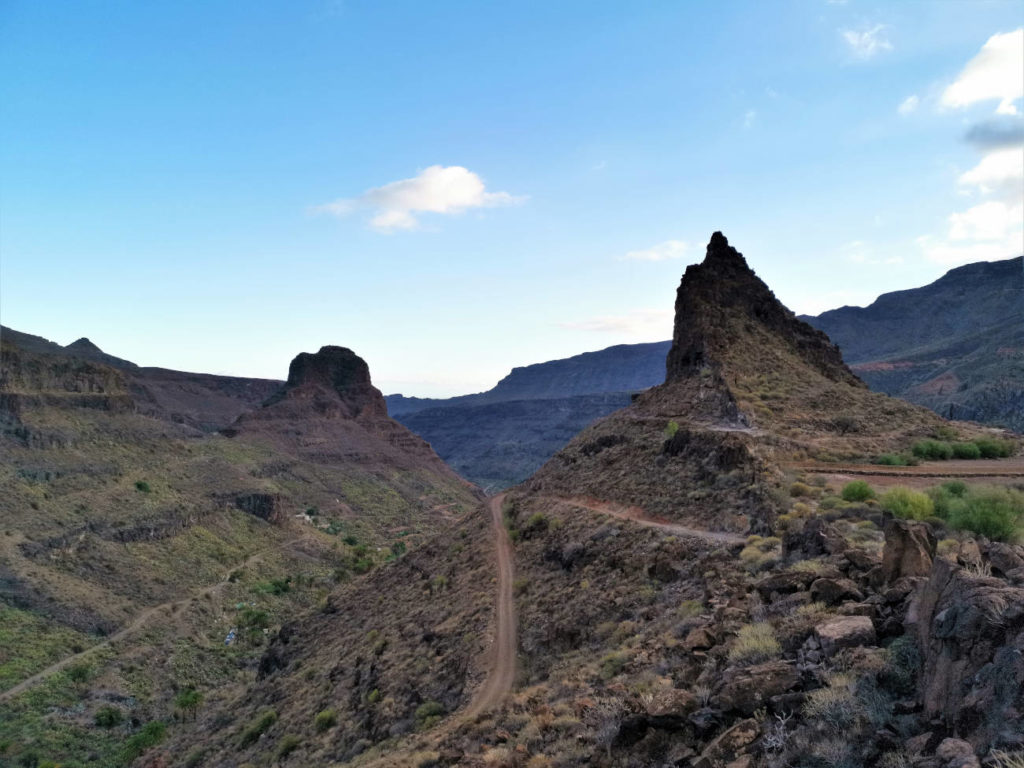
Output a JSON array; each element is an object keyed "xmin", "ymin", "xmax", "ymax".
[
  {"xmin": 802, "ymin": 256, "xmax": 1024, "ymax": 432},
  {"xmin": 0, "ymin": 337, "xmax": 477, "ymax": 768}
]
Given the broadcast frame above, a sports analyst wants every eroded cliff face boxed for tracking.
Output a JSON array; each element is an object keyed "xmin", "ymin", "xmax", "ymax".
[{"xmin": 666, "ymin": 232, "xmax": 860, "ymax": 388}]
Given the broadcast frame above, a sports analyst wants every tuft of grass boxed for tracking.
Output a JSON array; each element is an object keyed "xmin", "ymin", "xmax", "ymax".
[
  {"xmin": 314, "ymin": 708, "xmax": 337, "ymax": 733},
  {"xmin": 121, "ymin": 721, "xmax": 166, "ymax": 762},
  {"xmin": 728, "ymin": 623, "xmax": 781, "ymax": 664},
  {"xmin": 414, "ymin": 701, "xmax": 445, "ymax": 730}
]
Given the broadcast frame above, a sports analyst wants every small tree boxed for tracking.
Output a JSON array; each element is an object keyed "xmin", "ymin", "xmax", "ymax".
[{"xmin": 174, "ymin": 688, "xmax": 203, "ymax": 720}]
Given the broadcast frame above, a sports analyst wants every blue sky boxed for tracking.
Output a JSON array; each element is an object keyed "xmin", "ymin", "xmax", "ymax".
[{"xmin": 2, "ymin": 1, "xmax": 1022, "ymax": 396}]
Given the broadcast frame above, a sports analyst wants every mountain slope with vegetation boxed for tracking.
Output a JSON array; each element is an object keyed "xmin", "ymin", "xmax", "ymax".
[
  {"xmin": 802, "ymin": 256, "xmax": 1024, "ymax": 433},
  {"xmin": 0, "ymin": 333, "xmax": 477, "ymax": 768}
]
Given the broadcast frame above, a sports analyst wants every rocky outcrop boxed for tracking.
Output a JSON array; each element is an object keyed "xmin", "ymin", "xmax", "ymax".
[
  {"xmin": 881, "ymin": 519, "xmax": 936, "ymax": 584},
  {"xmin": 264, "ymin": 345, "xmax": 389, "ymax": 422},
  {"xmin": 814, "ymin": 615, "xmax": 876, "ymax": 656},
  {"xmin": 906, "ymin": 556, "xmax": 1024, "ymax": 751},
  {"xmin": 665, "ymin": 232, "xmax": 861, "ymax": 387}
]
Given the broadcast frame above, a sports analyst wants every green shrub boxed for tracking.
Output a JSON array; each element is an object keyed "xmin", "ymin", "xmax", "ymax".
[
  {"xmin": 728, "ymin": 623, "xmax": 781, "ymax": 664},
  {"xmin": 665, "ymin": 420, "xmax": 679, "ymax": 439},
  {"xmin": 276, "ymin": 734, "xmax": 301, "ymax": 759},
  {"xmin": 951, "ymin": 442, "xmax": 981, "ymax": 460},
  {"xmin": 66, "ymin": 662, "xmax": 91, "ymax": 683},
  {"xmin": 239, "ymin": 709, "xmax": 277, "ymax": 748},
  {"xmin": 174, "ymin": 688, "xmax": 203, "ymax": 719},
  {"xmin": 875, "ymin": 453, "xmax": 914, "ymax": 466},
  {"xmin": 880, "ymin": 487, "xmax": 934, "ymax": 521},
  {"xmin": 790, "ymin": 482, "xmax": 818, "ymax": 498},
  {"xmin": 974, "ymin": 438, "xmax": 1015, "ymax": 459},
  {"xmin": 314, "ymin": 708, "xmax": 337, "ymax": 733},
  {"xmin": 841, "ymin": 481, "xmax": 875, "ymax": 502},
  {"xmin": 598, "ymin": 652, "xmax": 628, "ymax": 679},
  {"xmin": 880, "ymin": 636, "xmax": 921, "ymax": 696},
  {"xmin": 414, "ymin": 700, "xmax": 445, "ymax": 730},
  {"xmin": 946, "ymin": 487, "xmax": 1024, "ymax": 542},
  {"xmin": 135, "ymin": 480, "xmax": 151, "ymax": 493},
  {"xmin": 94, "ymin": 705, "xmax": 123, "ymax": 728},
  {"xmin": 122, "ymin": 721, "xmax": 167, "ymax": 761},
  {"xmin": 913, "ymin": 440, "xmax": 953, "ymax": 461}
]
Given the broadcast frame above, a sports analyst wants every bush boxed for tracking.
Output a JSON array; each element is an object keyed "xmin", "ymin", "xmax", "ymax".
[
  {"xmin": 276, "ymin": 735, "xmax": 301, "ymax": 759},
  {"xmin": 880, "ymin": 487, "xmax": 934, "ymax": 521},
  {"xmin": 841, "ymin": 481, "xmax": 875, "ymax": 502},
  {"xmin": 66, "ymin": 663, "xmax": 91, "ymax": 683},
  {"xmin": 135, "ymin": 480, "xmax": 151, "ymax": 493},
  {"xmin": 665, "ymin": 420, "xmax": 679, "ymax": 439},
  {"xmin": 946, "ymin": 487, "xmax": 1024, "ymax": 542},
  {"xmin": 94, "ymin": 705, "xmax": 123, "ymax": 728},
  {"xmin": 415, "ymin": 700, "xmax": 445, "ymax": 730},
  {"xmin": 314, "ymin": 708, "xmax": 337, "ymax": 733},
  {"xmin": 598, "ymin": 652, "xmax": 628, "ymax": 680},
  {"xmin": 952, "ymin": 442, "xmax": 982, "ymax": 460},
  {"xmin": 875, "ymin": 453, "xmax": 914, "ymax": 466},
  {"xmin": 913, "ymin": 440, "xmax": 953, "ymax": 461},
  {"xmin": 122, "ymin": 721, "xmax": 166, "ymax": 761},
  {"xmin": 239, "ymin": 709, "xmax": 277, "ymax": 748},
  {"xmin": 974, "ymin": 438, "xmax": 1015, "ymax": 459},
  {"xmin": 790, "ymin": 482, "xmax": 818, "ymax": 498},
  {"xmin": 174, "ymin": 688, "xmax": 203, "ymax": 719},
  {"xmin": 728, "ymin": 623, "xmax": 781, "ymax": 664}
]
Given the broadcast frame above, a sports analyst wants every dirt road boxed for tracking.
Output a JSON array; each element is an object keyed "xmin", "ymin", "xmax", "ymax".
[
  {"xmin": 550, "ymin": 496, "xmax": 747, "ymax": 545},
  {"xmin": 0, "ymin": 547, "xmax": 273, "ymax": 703},
  {"xmin": 463, "ymin": 494, "xmax": 517, "ymax": 719}
]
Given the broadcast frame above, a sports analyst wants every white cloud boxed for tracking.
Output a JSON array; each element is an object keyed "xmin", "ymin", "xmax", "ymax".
[
  {"xmin": 840, "ymin": 240, "xmax": 903, "ymax": 265},
  {"xmin": 314, "ymin": 165, "xmax": 525, "ymax": 231},
  {"xmin": 743, "ymin": 109, "xmax": 757, "ymax": 128},
  {"xmin": 842, "ymin": 24, "xmax": 893, "ymax": 60},
  {"xmin": 560, "ymin": 309, "xmax": 673, "ymax": 336},
  {"xmin": 622, "ymin": 240, "xmax": 689, "ymax": 262},
  {"xmin": 916, "ymin": 232, "xmax": 1022, "ymax": 266},
  {"xmin": 948, "ymin": 200, "xmax": 1024, "ymax": 242},
  {"xmin": 941, "ymin": 29, "xmax": 1023, "ymax": 115},
  {"xmin": 898, "ymin": 95, "xmax": 920, "ymax": 115},
  {"xmin": 958, "ymin": 146, "xmax": 1024, "ymax": 197}
]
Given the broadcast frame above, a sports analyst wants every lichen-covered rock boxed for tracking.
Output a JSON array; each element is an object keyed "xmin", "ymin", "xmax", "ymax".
[
  {"xmin": 881, "ymin": 519, "xmax": 936, "ymax": 584},
  {"xmin": 814, "ymin": 615, "xmax": 876, "ymax": 656}
]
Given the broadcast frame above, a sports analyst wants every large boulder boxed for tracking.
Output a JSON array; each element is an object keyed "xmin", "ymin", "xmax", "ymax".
[
  {"xmin": 814, "ymin": 615, "xmax": 876, "ymax": 656},
  {"xmin": 881, "ymin": 519, "xmax": 936, "ymax": 584},
  {"xmin": 906, "ymin": 557, "xmax": 1024, "ymax": 751},
  {"xmin": 713, "ymin": 660, "xmax": 799, "ymax": 715}
]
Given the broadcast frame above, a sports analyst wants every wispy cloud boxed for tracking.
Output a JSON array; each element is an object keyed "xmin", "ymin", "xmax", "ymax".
[
  {"xmin": 621, "ymin": 240, "xmax": 689, "ymax": 262},
  {"xmin": 560, "ymin": 309, "xmax": 673, "ymax": 336},
  {"xmin": 941, "ymin": 28, "xmax": 1023, "ymax": 115},
  {"xmin": 840, "ymin": 240, "xmax": 903, "ymax": 265},
  {"xmin": 743, "ymin": 109, "xmax": 757, "ymax": 129},
  {"xmin": 842, "ymin": 24, "xmax": 893, "ymax": 60},
  {"xmin": 313, "ymin": 165, "xmax": 525, "ymax": 231},
  {"xmin": 898, "ymin": 95, "xmax": 919, "ymax": 115}
]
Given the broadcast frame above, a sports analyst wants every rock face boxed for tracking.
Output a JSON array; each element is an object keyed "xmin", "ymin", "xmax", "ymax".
[
  {"xmin": 666, "ymin": 232, "xmax": 860, "ymax": 387},
  {"xmin": 265, "ymin": 345, "xmax": 388, "ymax": 422},
  {"xmin": 907, "ymin": 557, "xmax": 1024, "ymax": 751},
  {"xmin": 881, "ymin": 519, "xmax": 936, "ymax": 584},
  {"xmin": 802, "ymin": 255, "xmax": 1024, "ymax": 432}
]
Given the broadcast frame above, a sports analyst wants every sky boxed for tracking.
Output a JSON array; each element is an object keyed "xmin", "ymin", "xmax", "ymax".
[{"xmin": 1, "ymin": 1, "xmax": 1022, "ymax": 396}]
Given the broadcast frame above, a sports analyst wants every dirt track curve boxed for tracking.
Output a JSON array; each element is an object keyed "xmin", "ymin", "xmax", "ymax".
[
  {"xmin": 0, "ymin": 546, "xmax": 276, "ymax": 703},
  {"xmin": 549, "ymin": 496, "xmax": 747, "ymax": 545},
  {"xmin": 463, "ymin": 493, "xmax": 518, "ymax": 719}
]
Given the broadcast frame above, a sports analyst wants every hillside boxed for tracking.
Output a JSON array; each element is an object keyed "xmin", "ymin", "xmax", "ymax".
[
  {"xmin": 801, "ymin": 256, "xmax": 1024, "ymax": 432},
  {"xmin": 0, "ymin": 334, "xmax": 478, "ymax": 767},
  {"xmin": 153, "ymin": 233, "xmax": 1022, "ymax": 768}
]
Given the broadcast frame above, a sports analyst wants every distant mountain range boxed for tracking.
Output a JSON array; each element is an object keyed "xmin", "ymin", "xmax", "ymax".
[{"xmin": 801, "ymin": 255, "xmax": 1023, "ymax": 433}]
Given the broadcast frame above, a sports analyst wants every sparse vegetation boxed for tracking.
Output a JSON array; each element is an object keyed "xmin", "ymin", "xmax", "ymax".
[
  {"xmin": 314, "ymin": 708, "xmax": 337, "ymax": 733},
  {"xmin": 121, "ymin": 721, "xmax": 166, "ymax": 762},
  {"xmin": 414, "ymin": 700, "xmax": 445, "ymax": 730},
  {"xmin": 94, "ymin": 705, "xmax": 124, "ymax": 728},
  {"xmin": 238, "ymin": 709, "xmax": 277, "ymax": 748},
  {"xmin": 728, "ymin": 623, "xmax": 781, "ymax": 664}
]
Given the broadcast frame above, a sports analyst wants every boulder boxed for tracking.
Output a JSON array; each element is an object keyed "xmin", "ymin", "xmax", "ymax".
[
  {"xmin": 814, "ymin": 615, "xmax": 876, "ymax": 656},
  {"xmin": 881, "ymin": 519, "xmax": 936, "ymax": 584},
  {"xmin": 694, "ymin": 718, "xmax": 758, "ymax": 767},
  {"xmin": 646, "ymin": 689, "xmax": 698, "ymax": 719},
  {"xmin": 956, "ymin": 539, "xmax": 982, "ymax": 569},
  {"xmin": 713, "ymin": 660, "xmax": 799, "ymax": 715},
  {"xmin": 983, "ymin": 541, "xmax": 1024, "ymax": 576},
  {"xmin": 934, "ymin": 738, "xmax": 979, "ymax": 768},
  {"xmin": 810, "ymin": 576, "xmax": 864, "ymax": 605},
  {"xmin": 844, "ymin": 548, "xmax": 881, "ymax": 570},
  {"xmin": 683, "ymin": 626, "xmax": 718, "ymax": 651}
]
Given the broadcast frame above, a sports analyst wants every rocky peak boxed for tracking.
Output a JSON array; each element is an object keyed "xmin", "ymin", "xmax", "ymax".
[
  {"xmin": 264, "ymin": 346, "xmax": 387, "ymax": 421},
  {"xmin": 65, "ymin": 337, "xmax": 103, "ymax": 353},
  {"xmin": 665, "ymin": 232, "xmax": 861, "ymax": 387}
]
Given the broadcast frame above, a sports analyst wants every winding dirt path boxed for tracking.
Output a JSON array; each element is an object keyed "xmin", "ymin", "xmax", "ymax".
[
  {"xmin": 0, "ymin": 547, "xmax": 275, "ymax": 703},
  {"xmin": 463, "ymin": 494, "xmax": 517, "ymax": 719},
  {"xmin": 548, "ymin": 496, "xmax": 747, "ymax": 545}
]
